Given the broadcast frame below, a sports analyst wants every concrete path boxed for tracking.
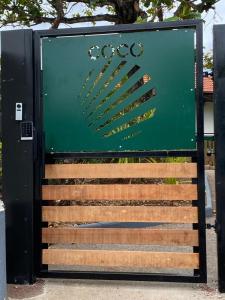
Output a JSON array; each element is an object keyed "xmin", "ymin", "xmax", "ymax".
[
  {"xmin": 8, "ymin": 279, "xmax": 224, "ymax": 300},
  {"xmin": 206, "ymin": 170, "xmax": 216, "ymax": 211}
]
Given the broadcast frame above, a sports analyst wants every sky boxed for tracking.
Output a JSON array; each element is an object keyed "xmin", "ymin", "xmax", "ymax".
[
  {"xmin": 0, "ymin": 0, "xmax": 224, "ymax": 52},
  {"xmin": 202, "ymin": 0, "xmax": 225, "ymax": 51}
]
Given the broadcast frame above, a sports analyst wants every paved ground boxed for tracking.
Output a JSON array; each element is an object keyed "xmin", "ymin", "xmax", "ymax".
[
  {"xmin": 8, "ymin": 279, "xmax": 225, "ymax": 300},
  {"xmin": 8, "ymin": 170, "xmax": 225, "ymax": 300},
  {"xmin": 206, "ymin": 170, "xmax": 216, "ymax": 212}
]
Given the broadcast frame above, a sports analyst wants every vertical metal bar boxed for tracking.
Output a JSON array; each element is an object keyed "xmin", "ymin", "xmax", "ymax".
[
  {"xmin": 1, "ymin": 30, "xmax": 36, "ymax": 284},
  {"xmin": 33, "ymin": 32, "xmax": 47, "ymax": 275},
  {"xmin": 192, "ymin": 156, "xmax": 200, "ymax": 276},
  {"xmin": 214, "ymin": 24, "xmax": 225, "ymax": 293},
  {"xmin": 0, "ymin": 201, "xmax": 6, "ymax": 299},
  {"xmin": 195, "ymin": 21, "xmax": 207, "ymax": 282}
]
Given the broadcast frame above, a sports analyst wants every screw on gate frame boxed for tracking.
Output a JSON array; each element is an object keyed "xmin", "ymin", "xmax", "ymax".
[{"xmin": 50, "ymin": 147, "xmax": 54, "ymax": 153}]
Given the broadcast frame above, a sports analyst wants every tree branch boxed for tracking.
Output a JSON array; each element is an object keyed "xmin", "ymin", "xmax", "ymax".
[
  {"xmin": 33, "ymin": 13, "xmax": 119, "ymax": 25},
  {"xmin": 63, "ymin": 13, "xmax": 119, "ymax": 23},
  {"xmin": 156, "ymin": 5, "xmax": 163, "ymax": 21},
  {"xmin": 175, "ymin": 0, "xmax": 217, "ymax": 15},
  {"xmin": 48, "ymin": 0, "xmax": 65, "ymax": 28},
  {"xmin": 48, "ymin": 0, "xmax": 117, "ymax": 28},
  {"xmin": 65, "ymin": 0, "xmax": 116, "ymax": 7}
]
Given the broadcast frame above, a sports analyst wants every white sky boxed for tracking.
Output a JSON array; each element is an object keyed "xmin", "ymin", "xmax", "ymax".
[
  {"xmin": 0, "ymin": 0, "xmax": 225, "ymax": 52},
  {"xmin": 202, "ymin": 0, "xmax": 225, "ymax": 51}
]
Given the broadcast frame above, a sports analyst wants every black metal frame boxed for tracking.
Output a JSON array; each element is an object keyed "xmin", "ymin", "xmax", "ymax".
[
  {"xmin": 214, "ymin": 24, "xmax": 225, "ymax": 293},
  {"xmin": 32, "ymin": 19, "xmax": 206, "ymax": 284},
  {"xmin": 46, "ymin": 150, "xmax": 197, "ymax": 160},
  {"xmin": 1, "ymin": 30, "xmax": 35, "ymax": 284}
]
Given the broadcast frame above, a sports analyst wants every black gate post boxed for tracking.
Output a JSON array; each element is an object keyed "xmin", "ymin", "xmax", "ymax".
[
  {"xmin": 1, "ymin": 30, "xmax": 36, "ymax": 284},
  {"xmin": 214, "ymin": 24, "xmax": 225, "ymax": 293}
]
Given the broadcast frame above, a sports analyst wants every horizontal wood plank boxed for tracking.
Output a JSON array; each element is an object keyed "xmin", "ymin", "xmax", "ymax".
[
  {"xmin": 42, "ymin": 249, "xmax": 199, "ymax": 269},
  {"xmin": 42, "ymin": 184, "xmax": 197, "ymax": 201},
  {"xmin": 42, "ymin": 206, "xmax": 198, "ymax": 223},
  {"xmin": 45, "ymin": 163, "xmax": 197, "ymax": 179},
  {"xmin": 42, "ymin": 228, "xmax": 199, "ymax": 246}
]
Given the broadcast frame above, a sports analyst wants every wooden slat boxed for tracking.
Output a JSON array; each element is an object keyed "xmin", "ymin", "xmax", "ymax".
[
  {"xmin": 42, "ymin": 228, "xmax": 199, "ymax": 246},
  {"xmin": 42, "ymin": 184, "xmax": 197, "ymax": 201},
  {"xmin": 45, "ymin": 163, "xmax": 197, "ymax": 179},
  {"xmin": 42, "ymin": 206, "xmax": 198, "ymax": 223},
  {"xmin": 42, "ymin": 249, "xmax": 199, "ymax": 269}
]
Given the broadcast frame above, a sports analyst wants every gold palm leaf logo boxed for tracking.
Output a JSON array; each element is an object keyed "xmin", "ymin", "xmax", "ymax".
[{"xmin": 79, "ymin": 55, "xmax": 157, "ymax": 141}]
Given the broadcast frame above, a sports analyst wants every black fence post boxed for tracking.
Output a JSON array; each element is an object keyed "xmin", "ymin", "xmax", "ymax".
[
  {"xmin": 214, "ymin": 24, "xmax": 225, "ymax": 293},
  {"xmin": 1, "ymin": 29, "xmax": 36, "ymax": 284}
]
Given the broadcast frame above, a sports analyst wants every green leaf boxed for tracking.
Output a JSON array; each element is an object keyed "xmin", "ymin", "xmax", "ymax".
[{"xmin": 164, "ymin": 16, "xmax": 180, "ymax": 21}]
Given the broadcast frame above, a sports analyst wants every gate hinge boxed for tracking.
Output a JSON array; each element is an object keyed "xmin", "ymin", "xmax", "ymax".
[{"xmin": 206, "ymin": 221, "xmax": 218, "ymax": 232}]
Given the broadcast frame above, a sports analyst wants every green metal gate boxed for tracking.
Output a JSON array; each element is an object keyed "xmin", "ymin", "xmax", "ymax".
[
  {"xmin": 38, "ymin": 21, "xmax": 206, "ymax": 283},
  {"xmin": 43, "ymin": 29, "xmax": 196, "ymax": 152},
  {"xmin": 1, "ymin": 20, "xmax": 206, "ymax": 284}
]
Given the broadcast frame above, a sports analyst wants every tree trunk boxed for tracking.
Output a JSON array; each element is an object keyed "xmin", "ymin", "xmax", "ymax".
[{"xmin": 114, "ymin": 0, "xmax": 147, "ymax": 24}]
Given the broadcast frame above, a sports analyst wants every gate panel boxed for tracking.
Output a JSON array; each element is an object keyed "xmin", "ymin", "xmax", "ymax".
[
  {"xmin": 42, "ymin": 29, "xmax": 196, "ymax": 152},
  {"xmin": 42, "ymin": 250, "xmax": 199, "ymax": 269},
  {"xmin": 44, "ymin": 162, "xmax": 197, "ymax": 178},
  {"xmin": 42, "ymin": 228, "xmax": 199, "ymax": 246},
  {"xmin": 41, "ymin": 160, "xmax": 204, "ymax": 279},
  {"xmin": 34, "ymin": 21, "xmax": 206, "ymax": 283}
]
